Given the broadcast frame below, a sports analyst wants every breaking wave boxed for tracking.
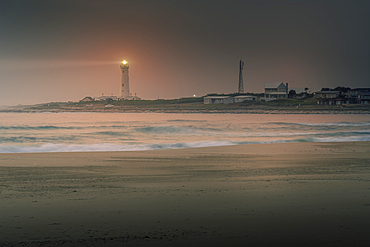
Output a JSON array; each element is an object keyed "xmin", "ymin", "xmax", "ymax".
[
  {"xmin": 274, "ymin": 122, "xmax": 370, "ymax": 127},
  {"xmin": 1, "ymin": 112, "xmax": 369, "ymax": 154},
  {"xmin": 135, "ymin": 125, "xmax": 221, "ymax": 134},
  {"xmin": 0, "ymin": 125, "xmax": 79, "ymax": 130},
  {"xmin": 1, "ymin": 135, "xmax": 369, "ymax": 153}
]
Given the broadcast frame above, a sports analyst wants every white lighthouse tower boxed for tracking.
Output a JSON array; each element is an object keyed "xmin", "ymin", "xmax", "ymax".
[{"xmin": 120, "ymin": 60, "xmax": 130, "ymax": 98}]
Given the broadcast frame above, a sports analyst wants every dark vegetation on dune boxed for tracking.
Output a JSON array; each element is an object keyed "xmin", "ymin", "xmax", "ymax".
[{"xmin": 3, "ymin": 94, "xmax": 370, "ymax": 114}]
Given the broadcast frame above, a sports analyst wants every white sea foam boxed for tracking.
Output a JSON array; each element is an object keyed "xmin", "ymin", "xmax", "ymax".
[
  {"xmin": 0, "ymin": 141, "xmax": 234, "ymax": 153},
  {"xmin": 300, "ymin": 135, "xmax": 370, "ymax": 143},
  {"xmin": 1, "ymin": 135, "xmax": 369, "ymax": 154},
  {"xmin": 293, "ymin": 122, "xmax": 370, "ymax": 127}
]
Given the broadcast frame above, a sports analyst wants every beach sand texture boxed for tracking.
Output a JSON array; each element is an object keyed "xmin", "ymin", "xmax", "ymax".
[{"xmin": 1, "ymin": 142, "xmax": 370, "ymax": 246}]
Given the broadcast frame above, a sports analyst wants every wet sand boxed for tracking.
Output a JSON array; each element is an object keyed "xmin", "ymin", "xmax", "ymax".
[{"xmin": 1, "ymin": 142, "xmax": 370, "ymax": 246}]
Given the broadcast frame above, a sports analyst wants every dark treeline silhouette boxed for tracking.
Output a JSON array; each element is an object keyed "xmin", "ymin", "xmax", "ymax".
[{"xmin": 321, "ymin": 86, "xmax": 351, "ymax": 92}]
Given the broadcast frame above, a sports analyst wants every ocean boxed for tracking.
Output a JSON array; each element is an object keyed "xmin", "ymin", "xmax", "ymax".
[{"xmin": 0, "ymin": 112, "xmax": 369, "ymax": 153}]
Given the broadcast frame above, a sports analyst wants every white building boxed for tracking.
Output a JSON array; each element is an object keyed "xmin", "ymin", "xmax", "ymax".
[
  {"xmin": 96, "ymin": 94, "xmax": 118, "ymax": 101},
  {"xmin": 263, "ymin": 82, "xmax": 288, "ymax": 100}
]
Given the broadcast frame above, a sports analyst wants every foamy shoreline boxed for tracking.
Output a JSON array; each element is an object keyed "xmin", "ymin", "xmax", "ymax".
[
  {"xmin": 1, "ymin": 138, "xmax": 370, "ymax": 154},
  {"xmin": 1, "ymin": 142, "xmax": 370, "ymax": 246}
]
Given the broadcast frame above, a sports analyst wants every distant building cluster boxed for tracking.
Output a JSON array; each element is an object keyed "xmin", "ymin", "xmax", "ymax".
[
  {"xmin": 205, "ymin": 61, "xmax": 301, "ymax": 104},
  {"xmin": 204, "ymin": 82, "xmax": 290, "ymax": 104},
  {"xmin": 204, "ymin": 60, "xmax": 369, "ymax": 105},
  {"xmin": 80, "ymin": 92, "xmax": 141, "ymax": 103},
  {"xmin": 204, "ymin": 84, "xmax": 370, "ymax": 105},
  {"xmin": 314, "ymin": 88, "xmax": 370, "ymax": 105}
]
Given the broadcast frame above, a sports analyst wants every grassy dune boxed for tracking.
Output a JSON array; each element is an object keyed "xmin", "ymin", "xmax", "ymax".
[{"xmin": 3, "ymin": 97, "xmax": 370, "ymax": 114}]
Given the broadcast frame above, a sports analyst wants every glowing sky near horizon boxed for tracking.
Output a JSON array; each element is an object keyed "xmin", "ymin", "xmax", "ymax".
[{"xmin": 0, "ymin": 0, "xmax": 369, "ymax": 105}]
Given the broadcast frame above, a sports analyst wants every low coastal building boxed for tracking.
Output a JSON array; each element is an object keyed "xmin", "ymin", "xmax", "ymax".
[
  {"xmin": 346, "ymin": 88, "xmax": 370, "ymax": 104},
  {"xmin": 121, "ymin": 93, "xmax": 141, "ymax": 100},
  {"xmin": 314, "ymin": 91, "xmax": 343, "ymax": 105},
  {"xmin": 233, "ymin": 95, "xmax": 258, "ymax": 103},
  {"xmin": 95, "ymin": 94, "xmax": 141, "ymax": 101},
  {"xmin": 204, "ymin": 95, "xmax": 258, "ymax": 104},
  {"xmin": 204, "ymin": 96, "xmax": 234, "ymax": 104},
  {"xmin": 357, "ymin": 92, "xmax": 370, "ymax": 104},
  {"xmin": 314, "ymin": 91, "xmax": 340, "ymax": 99},
  {"xmin": 96, "ymin": 95, "xmax": 118, "ymax": 101}
]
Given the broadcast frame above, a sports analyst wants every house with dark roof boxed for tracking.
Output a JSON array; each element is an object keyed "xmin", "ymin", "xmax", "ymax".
[
  {"xmin": 314, "ymin": 91, "xmax": 347, "ymax": 105},
  {"xmin": 357, "ymin": 92, "xmax": 370, "ymax": 104},
  {"xmin": 346, "ymin": 88, "xmax": 370, "ymax": 104}
]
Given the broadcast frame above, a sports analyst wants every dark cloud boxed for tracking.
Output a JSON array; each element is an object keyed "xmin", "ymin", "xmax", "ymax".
[{"xmin": 0, "ymin": 0, "xmax": 369, "ymax": 105}]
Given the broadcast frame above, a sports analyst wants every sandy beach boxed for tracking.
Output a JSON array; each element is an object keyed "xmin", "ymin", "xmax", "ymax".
[{"xmin": 1, "ymin": 142, "xmax": 369, "ymax": 246}]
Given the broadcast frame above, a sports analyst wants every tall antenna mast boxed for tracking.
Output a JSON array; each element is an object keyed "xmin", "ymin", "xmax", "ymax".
[{"xmin": 238, "ymin": 60, "xmax": 244, "ymax": 94}]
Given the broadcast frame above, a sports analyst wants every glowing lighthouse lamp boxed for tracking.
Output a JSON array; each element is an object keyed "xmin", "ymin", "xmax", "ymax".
[{"xmin": 120, "ymin": 60, "xmax": 130, "ymax": 98}]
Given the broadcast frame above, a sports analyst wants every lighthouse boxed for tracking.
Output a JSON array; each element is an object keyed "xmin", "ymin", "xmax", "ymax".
[{"xmin": 120, "ymin": 60, "xmax": 130, "ymax": 98}]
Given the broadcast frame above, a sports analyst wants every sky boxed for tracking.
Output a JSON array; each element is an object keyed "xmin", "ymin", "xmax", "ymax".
[{"xmin": 0, "ymin": 0, "xmax": 369, "ymax": 105}]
